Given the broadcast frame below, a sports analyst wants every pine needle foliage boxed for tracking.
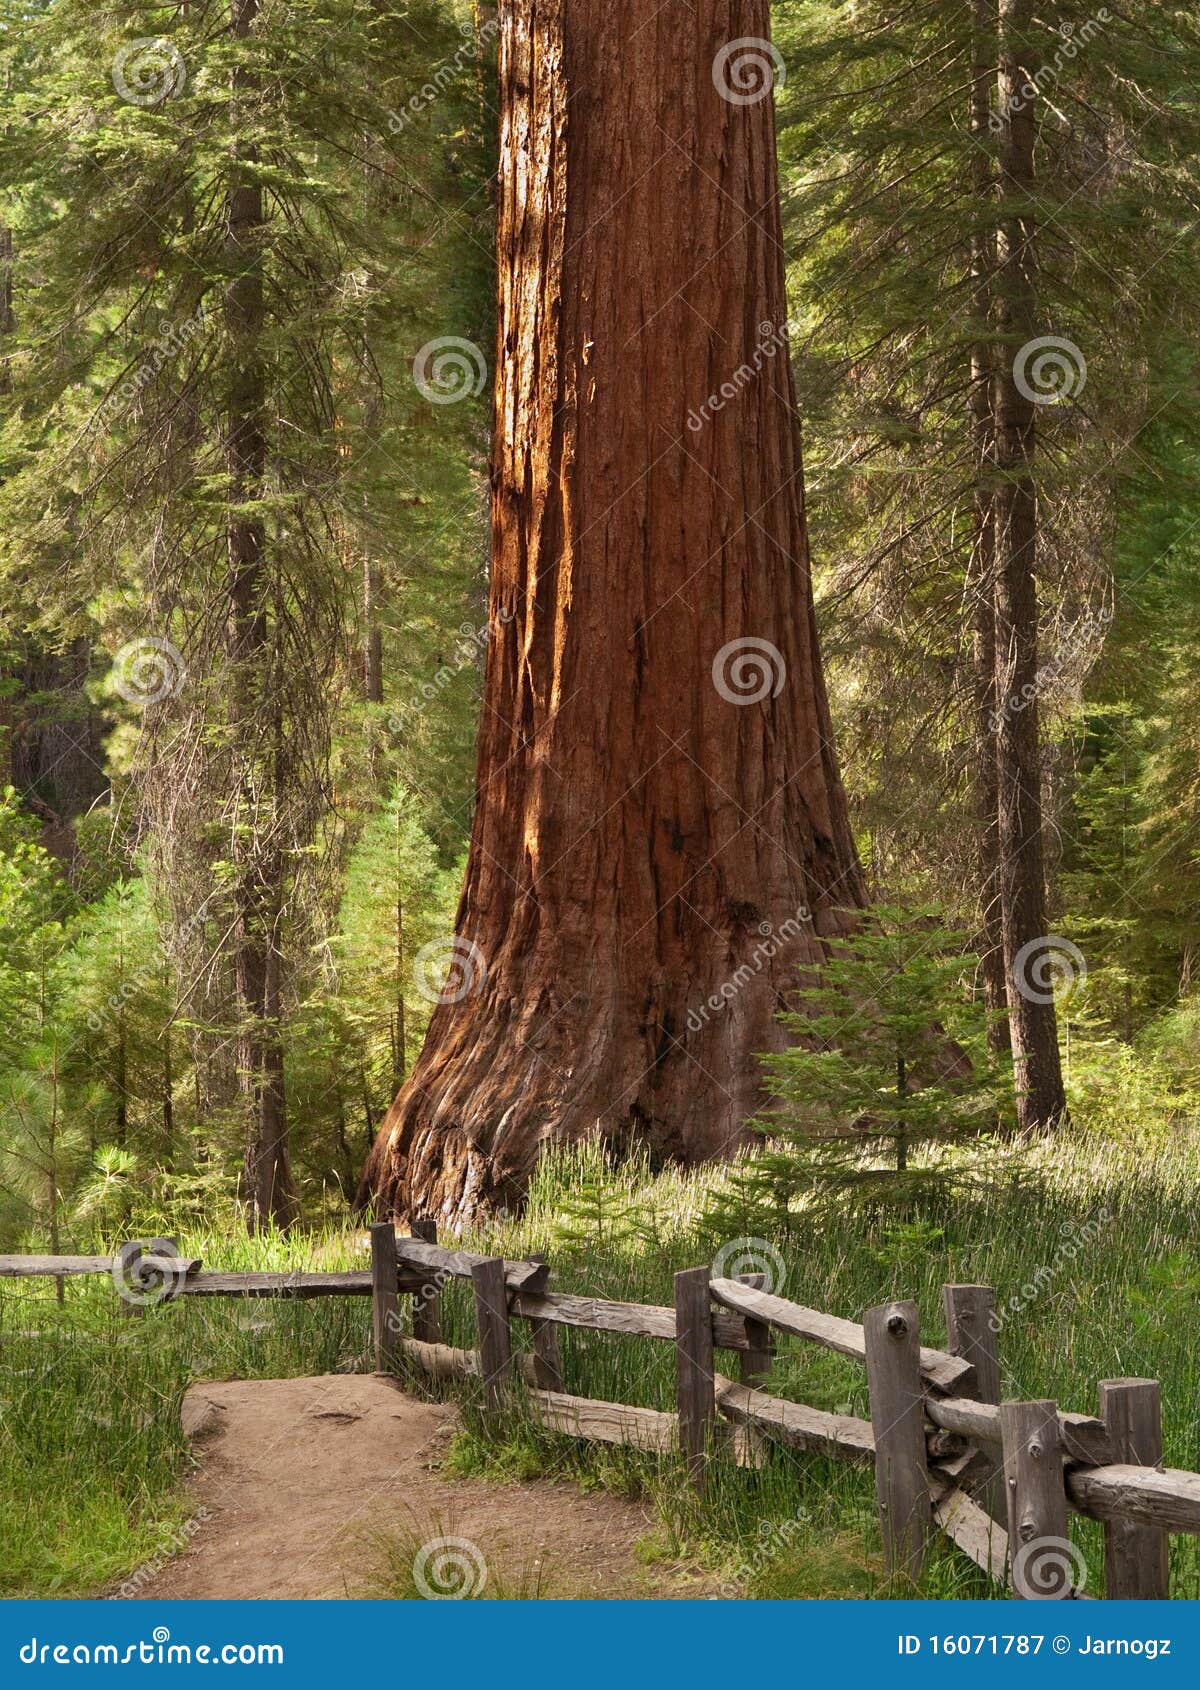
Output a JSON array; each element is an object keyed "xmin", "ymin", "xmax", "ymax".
[{"xmin": 735, "ymin": 904, "xmax": 1012, "ymax": 1222}]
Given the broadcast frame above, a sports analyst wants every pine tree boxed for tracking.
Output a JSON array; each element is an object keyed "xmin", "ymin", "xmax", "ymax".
[
  {"xmin": 59, "ymin": 876, "xmax": 176, "ymax": 1160},
  {"xmin": 285, "ymin": 787, "xmax": 456, "ymax": 1199},
  {"xmin": 0, "ymin": 0, "xmax": 488, "ymax": 1226},
  {"xmin": 740, "ymin": 904, "xmax": 1010, "ymax": 1216},
  {"xmin": 0, "ymin": 788, "xmax": 82, "ymax": 1251},
  {"xmin": 774, "ymin": 0, "xmax": 1200, "ymax": 1127}
]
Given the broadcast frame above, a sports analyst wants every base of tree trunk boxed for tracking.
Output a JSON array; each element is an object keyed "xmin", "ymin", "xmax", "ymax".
[{"xmin": 356, "ymin": 902, "xmax": 860, "ymax": 1226}]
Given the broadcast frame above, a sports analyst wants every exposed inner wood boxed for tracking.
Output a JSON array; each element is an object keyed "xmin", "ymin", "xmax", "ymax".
[{"xmin": 933, "ymin": 1485, "xmax": 1009, "ymax": 1583}]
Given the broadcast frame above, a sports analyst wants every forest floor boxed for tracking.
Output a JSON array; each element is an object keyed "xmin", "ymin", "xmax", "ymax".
[{"xmin": 133, "ymin": 1374, "xmax": 709, "ymax": 1601}]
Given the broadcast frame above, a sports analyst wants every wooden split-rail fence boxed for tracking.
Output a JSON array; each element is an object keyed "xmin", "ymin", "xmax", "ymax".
[{"xmin": 4, "ymin": 1230, "xmax": 1199, "ymax": 1601}]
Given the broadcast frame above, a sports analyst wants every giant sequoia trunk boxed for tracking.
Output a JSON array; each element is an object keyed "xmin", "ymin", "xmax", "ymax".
[
  {"xmin": 360, "ymin": 1, "xmax": 866, "ymax": 1225},
  {"xmin": 993, "ymin": 0, "xmax": 1066, "ymax": 1129}
]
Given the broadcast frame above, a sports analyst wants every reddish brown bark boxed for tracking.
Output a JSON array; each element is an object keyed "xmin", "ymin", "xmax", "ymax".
[{"xmin": 360, "ymin": 0, "xmax": 865, "ymax": 1226}]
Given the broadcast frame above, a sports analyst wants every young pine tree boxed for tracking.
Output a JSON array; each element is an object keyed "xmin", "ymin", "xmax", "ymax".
[
  {"xmin": 59, "ymin": 875, "xmax": 178, "ymax": 1166},
  {"xmin": 744, "ymin": 904, "xmax": 1010, "ymax": 1218},
  {"xmin": 0, "ymin": 789, "xmax": 83, "ymax": 1251},
  {"xmin": 286, "ymin": 787, "xmax": 457, "ymax": 1200}
]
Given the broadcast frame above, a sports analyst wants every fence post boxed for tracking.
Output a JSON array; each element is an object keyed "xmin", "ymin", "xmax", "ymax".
[
  {"xmin": 409, "ymin": 1218, "xmax": 443, "ymax": 1345},
  {"xmin": 943, "ymin": 1283, "xmax": 1004, "ymax": 1523},
  {"xmin": 674, "ymin": 1266, "xmax": 715, "ymax": 1491},
  {"xmin": 117, "ymin": 1240, "xmax": 150, "ymax": 1320},
  {"xmin": 472, "ymin": 1257, "xmax": 513, "ymax": 1414},
  {"xmin": 737, "ymin": 1272, "xmax": 774, "ymax": 1385},
  {"xmin": 370, "ymin": 1221, "xmax": 399, "ymax": 1374},
  {"xmin": 864, "ymin": 1300, "xmax": 931, "ymax": 1580},
  {"xmin": 1098, "ymin": 1378, "xmax": 1169, "ymax": 1599},
  {"xmin": 999, "ymin": 1399, "xmax": 1078, "ymax": 1598},
  {"xmin": 115, "ymin": 1235, "xmax": 182, "ymax": 1319},
  {"xmin": 525, "ymin": 1253, "xmax": 564, "ymax": 1390}
]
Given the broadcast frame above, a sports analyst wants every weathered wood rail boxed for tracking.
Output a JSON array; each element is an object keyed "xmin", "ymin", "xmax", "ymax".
[{"xmin": 3, "ymin": 1238, "xmax": 1195, "ymax": 1599}]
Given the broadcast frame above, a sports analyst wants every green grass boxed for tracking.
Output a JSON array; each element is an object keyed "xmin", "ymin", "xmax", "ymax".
[
  {"xmin": 0, "ymin": 1230, "xmax": 376, "ymax": 1596},
  {"xmin": 2, "ymin": 1123, "xmax": 1200, "ymax": 1599},
  {"xmin": 360, "ymin": 1519, "xmax": 552, "ymax": 1600}
]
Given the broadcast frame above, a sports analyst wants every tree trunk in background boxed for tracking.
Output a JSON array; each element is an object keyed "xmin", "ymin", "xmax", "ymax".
[
  {"xmin": 1, "ymin": 227, "xmax": 101, "ymax": 821},
  {"xmin": 161, "ymin": 959, "xmax": 175, "ymax": 1164},
  {"xmin": 227, "ymin": 0, "xmax": 297, "ymax": 1228},
  {"xmin": 359, "ymin": 1, "xmax": 866, "ymax": 1226},
  {"xmin": 394, "ymin": 813, "xmax": 406, "ymax": 1089},
  {"xmin": 361, "ymin": 392, "xmax": 384, "ymax": 706},
  {"xmin": 969, "ymin": 0, "xmax": 1010, "ymax": 1057},
  {"xmin": 363, "ymin": 558, "xmax": 383, "ymax": 703},
  {"xmin": 1, "ymin": 224, "xmax": 12, "ymax": 789},
  {"xmin": 993, "ymin": 0, "xmax": 1066, "ymax": 1128},
  {"xmin": 4, "ymin": 640, "xmax": 107, "ymax": 838},
  {"xmin": 114, "ymin": 1008, "xmax": 128, "ymax": 1145},
  {"xmin": 0, "ymin": 224, "xmax": 12, "ymax": 394}
]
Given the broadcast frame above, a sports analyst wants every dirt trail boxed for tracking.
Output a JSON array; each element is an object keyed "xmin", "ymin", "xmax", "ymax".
[{"xmin": 136, "ymin": 1374, "xmax": 705, "ymax": 1601}]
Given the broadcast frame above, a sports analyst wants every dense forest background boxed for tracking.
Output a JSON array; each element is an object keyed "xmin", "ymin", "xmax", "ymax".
[{"xmin": 2, "ymin": 0, "xmax": 1200, "ymax": 1250}]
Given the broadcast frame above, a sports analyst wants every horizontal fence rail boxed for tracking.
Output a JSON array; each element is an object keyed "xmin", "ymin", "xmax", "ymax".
[{"xmin": 2, "ymin": 1233, "xmax": 1194, "ymax": 1599}]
